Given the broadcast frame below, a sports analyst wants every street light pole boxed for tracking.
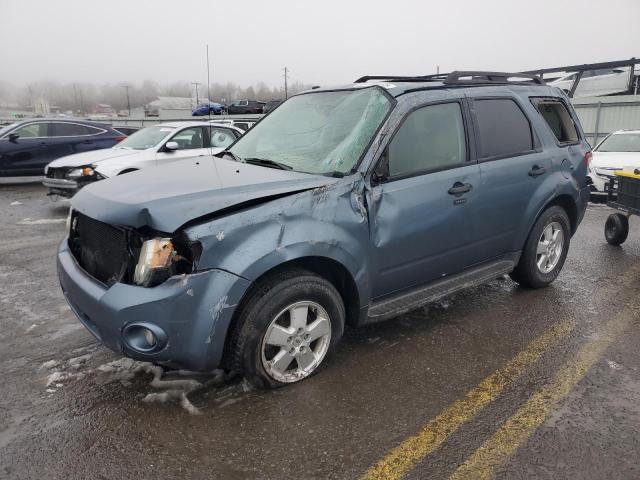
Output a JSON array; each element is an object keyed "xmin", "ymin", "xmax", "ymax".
[
  {"xmin": 122, "ymin": 84, "xmax": 131, "ymax": 116},
  {"xmin": 283, "ymin": 66, "xmax": 290, "ymax": 99}
]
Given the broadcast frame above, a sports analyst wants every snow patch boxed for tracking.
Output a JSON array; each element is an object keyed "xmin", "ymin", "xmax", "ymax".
[
  {"xmin": 10, "ymin": 201, "xmax": 22, "ymax": 206},
  {"xmin": 40, "ymin": 360, "xmax": 59, "ymax": 370},
  {"xmin": 606, "ymin": 359, "xmax": 623, "ymax": 370},
  {"xmin": 18, "ymin": 218, "xmax": 66, "ymax": 225},
  {"xmin": 216, "ymin": 231, "xmax": 225, "ymax": 241}
]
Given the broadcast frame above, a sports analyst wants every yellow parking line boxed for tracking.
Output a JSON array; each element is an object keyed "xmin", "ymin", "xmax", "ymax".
[
  {"xmin": 449, "ymin": 305, "xmax": 640, "ymax": 480},
  {"xmin": 361, "ymin": 320, "xmax": 575, "ymax": 480}
]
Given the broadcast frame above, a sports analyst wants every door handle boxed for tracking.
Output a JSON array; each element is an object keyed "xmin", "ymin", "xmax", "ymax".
[
  {"xmin": 448, "ymin": 182, "xmax": 473, "ymax": 196},
  {"xmin": 528, "ymin": 165, "xmax": 546, "ymax": 177}
]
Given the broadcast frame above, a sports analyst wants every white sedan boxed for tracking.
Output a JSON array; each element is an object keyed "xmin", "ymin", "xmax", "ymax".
[
  {"xmin": 588, "ymin": 130, "xmax": 640, "ymax": 196},
  {"xmin": 43, "ymin": 121, "xmax": 243, "ymax": 198}
]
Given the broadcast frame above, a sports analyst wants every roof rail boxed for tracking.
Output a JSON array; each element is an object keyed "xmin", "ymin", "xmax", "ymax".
[
  {"xmin": 354, "ymin": 71, "xmax": 545, "ymax": 86},
  {"xmin": 443, "ymin": 71, "xmax": 545, "ymax": 85},
  {"xmin": 354, "ymin": 75, "xmax": 442, "ymax": 83}
]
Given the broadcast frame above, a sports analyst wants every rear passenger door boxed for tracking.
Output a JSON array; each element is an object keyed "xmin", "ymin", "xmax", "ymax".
[
  {"xmin": 50, "ymin": 122, "xmax": 105, "ymax": 159},
  {"xmin": 468, "ymin": 96, "xmax": 552, "ymax": 259},
  {"xmin": 369, "ymin": 100, "xmax": 482, "ymax": 299}
]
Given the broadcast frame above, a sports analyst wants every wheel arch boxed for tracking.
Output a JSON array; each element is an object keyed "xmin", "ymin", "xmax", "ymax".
[
  {"xmin": 544, "ymin": 194, "xmax": 579, "ymax": 235},
  {"xmin": 516, "ymin": 193, "xmax": 579, "ymax": 254},
  {"xmin": 238, "ymin": 256, "xmax": 361, "ymax": 328},
  {"xmin": 220, "ymin": 255, "xmax": 361, "ymax": 369}
]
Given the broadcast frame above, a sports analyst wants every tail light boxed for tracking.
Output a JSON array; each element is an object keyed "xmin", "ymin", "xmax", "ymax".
[
  {"xmin": 584, "ymin": 151, "xmax": 592, "ymax": 168},
  {"xmin": 114, "ymin": 135, "xmax": 127, "ymax": 142}
]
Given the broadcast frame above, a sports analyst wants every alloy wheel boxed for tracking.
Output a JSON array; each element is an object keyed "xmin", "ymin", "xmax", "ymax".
[
  {"xmin": 536, "ymin": 221, "xmax": 564, "ymax": 274},
  {"xmin": 260, "ymin": 301, "xmax": 332, "ymax": 383}
]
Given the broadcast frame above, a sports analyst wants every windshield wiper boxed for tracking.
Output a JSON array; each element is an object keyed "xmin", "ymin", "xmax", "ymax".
[{"xmin": 243, "ymin": 157, "xmax": 293, "ymax": 170}]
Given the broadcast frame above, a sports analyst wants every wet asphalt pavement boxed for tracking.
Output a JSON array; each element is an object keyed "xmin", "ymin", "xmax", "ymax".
[{"xmin": 1, "ymin": 178, "xmax": 640, "ymax": 480}]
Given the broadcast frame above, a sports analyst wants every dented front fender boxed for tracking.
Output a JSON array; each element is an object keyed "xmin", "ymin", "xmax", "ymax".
[{"xmin": 185, "ymin": 176, "xmax": 373, "ymax": 306}]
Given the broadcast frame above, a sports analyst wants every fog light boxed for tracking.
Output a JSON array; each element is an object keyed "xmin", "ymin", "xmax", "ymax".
[{"xmin": 122, "ymin": 322, "xmax": 167, "ymax": 353}]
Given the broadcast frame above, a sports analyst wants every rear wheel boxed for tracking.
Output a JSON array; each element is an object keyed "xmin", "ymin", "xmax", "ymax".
[
  {"xmin": 510, "ymin": 206, "xmax": 571, "ymax": 288},
  {"xmin": 226, "ymin": 269, "xmax": 344, "ymax": 389},
  {"xmin": 605, "ymin": 213, "xmax": 629, "ymax": 246}
]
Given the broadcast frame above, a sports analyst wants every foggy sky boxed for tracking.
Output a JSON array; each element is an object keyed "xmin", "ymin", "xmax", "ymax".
[{"xmin": 1, "ymin": 0, "xmax": 639, "ymax": 88}]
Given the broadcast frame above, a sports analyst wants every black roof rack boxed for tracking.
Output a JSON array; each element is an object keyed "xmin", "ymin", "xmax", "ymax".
[
  {"xmin": 443, "ymin": 71, "xmax": 545, "ymax": 85},
  {"xmin": 354, "ymin": 71, "xmax": 545, "ymax": 86},
  {"xmin": 354, "ymin": 75, "xmax": 442, "ymax": 83}
]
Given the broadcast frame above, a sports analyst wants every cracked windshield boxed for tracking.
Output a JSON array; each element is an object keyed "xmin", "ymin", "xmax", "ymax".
[{"xmin": 230, "ymin": 87, "xmax": 391, "ymax": 175}]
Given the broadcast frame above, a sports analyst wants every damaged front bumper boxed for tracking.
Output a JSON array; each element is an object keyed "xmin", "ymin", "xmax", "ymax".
[
  {"xmin": 43, "ymin": 178, "xmax": 80, "ymax": 198},
  {"xmin": 57, "ymin": 238, "xmax": 250, "ymax": 371}
]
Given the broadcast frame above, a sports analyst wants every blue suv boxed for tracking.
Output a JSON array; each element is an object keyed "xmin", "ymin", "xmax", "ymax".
[{"xmin": 57, "ymin": 71, "xmax": 590, "ymax": 388}]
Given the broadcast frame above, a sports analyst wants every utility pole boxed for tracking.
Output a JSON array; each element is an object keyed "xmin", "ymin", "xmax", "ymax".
[
  {"xmin": 191, "ymin": 82, "xmax": 202, "ymax": 106},
  {"xmin": 73, "ymin": 83, "xmax": 80, "ymax": 114},
  {"xmin": 73, "ymin": 83, "xmax": 85, "ymax": 116},
  {"xmin": 206, "ymin": 44, "xmax": 212, "ymax": 119},
  {"xmin": 283, "ymin": 66, "xmax": 290, "ymax": 99},
  {"xmin": 121, "ymin": 84, "xmax": 131, "ymax": 116}
]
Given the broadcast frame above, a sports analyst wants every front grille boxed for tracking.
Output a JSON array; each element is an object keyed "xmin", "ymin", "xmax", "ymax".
[
  {"xmin": 47, "ymin": 168, "xmax": 67, "ymax": 179},
  {"xmin": 69, "ymin": 212, "xmax": 129, "ymax": 285}
]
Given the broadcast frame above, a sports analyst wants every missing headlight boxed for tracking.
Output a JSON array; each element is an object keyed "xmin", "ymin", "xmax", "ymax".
[{"xmin": 131, "ymin": 233, "xmax": 201, "ymax": 287}]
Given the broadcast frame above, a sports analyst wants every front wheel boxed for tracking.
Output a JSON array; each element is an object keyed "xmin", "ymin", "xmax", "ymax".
[
  {"xmin": 510, "ymin": 206, "xmax": 571, "ymax": 289},
  {"xmin": 605, "ymin": 213, "xmax": 629, "ymax": 246},
  {"xmin": 225, "ymin": 269, "xmax": 345, "ymax": 389}
]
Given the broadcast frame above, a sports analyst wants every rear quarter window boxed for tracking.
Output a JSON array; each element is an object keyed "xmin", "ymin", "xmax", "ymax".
[
  {"xmin": 531, "ymin": 99, "xmax": 579, "ymax": 144},
  {"xmin": 52, "ymin": 123, "xmax": 101, "ymax": 137},
  {"xmin": 473, "ymin": 98, "xmax": 533, "ymax": 159}
]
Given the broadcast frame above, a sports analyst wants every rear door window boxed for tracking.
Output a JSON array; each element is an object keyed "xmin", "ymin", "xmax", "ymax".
[
  {"xmin": 473, "ymin": 99, "xmax": 533, "ymax": 159},
  {"xmin": 52, "ymin": 123, "xmax": 96, "ymax": 137},
  {"xmin": 387, "ymin": 102, "xmax": 467, "ymax": 178},
  {"xmin": 532, "ymin": 100, "xmax": 579, "ymax": 144}
]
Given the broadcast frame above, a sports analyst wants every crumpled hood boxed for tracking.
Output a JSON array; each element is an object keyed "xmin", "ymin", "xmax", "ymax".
[
  {"xmin": 592, "ymin": 151, "xmax": 640, "ymax": 170},
  {"xmin": 46, "ymin": 148, "xmax": 143, "ymax": 169},
  {"xmin": 71, "ymin": 156, "xmax": 339, "ymax": 232}
]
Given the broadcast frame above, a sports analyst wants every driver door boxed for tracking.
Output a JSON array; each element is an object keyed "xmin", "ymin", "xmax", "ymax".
[
  {"xmin": 155, "ymin": 126, "xmax": 210, "ymax": 165},
  {"xmin": 369, "ymin": 101, "xmax": 482, "ymax": 299},
  {"xmin": 0, "ymin": 122, "xmax": 52, "ymax": 175}
]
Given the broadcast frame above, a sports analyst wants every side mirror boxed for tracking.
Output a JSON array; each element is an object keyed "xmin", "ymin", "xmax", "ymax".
[
  {"xmin": 164, "ymin": 141, "xmax": 179, "ymax": 152},
  {"xmin": 8, "ymin": 133, "xmax": 19, "ymax": 143}
]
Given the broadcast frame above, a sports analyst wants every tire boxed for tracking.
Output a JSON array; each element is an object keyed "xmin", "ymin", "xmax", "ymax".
[
  {"xmin": 605, "ymin": 213, "xmax": 629, "ymax": 246},
  {"xmin": 510, "ymin": 206, "xmax": 571, "ymax": 289},
  {"xmin": 225, "ymin": 269, "xmax": 345, "ymax": 389}
]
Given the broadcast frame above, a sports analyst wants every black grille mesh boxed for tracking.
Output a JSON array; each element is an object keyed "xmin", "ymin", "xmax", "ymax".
[
  {"xmin": 46, "ymin": 168, "xmax": 67, "ymax": 179},
  {"xmin": 69, "ymin": 213, "xmax": 128, "ymax": 285}
]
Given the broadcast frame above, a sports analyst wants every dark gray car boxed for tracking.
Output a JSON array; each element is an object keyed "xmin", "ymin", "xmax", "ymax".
[{"xmin": 57, "ymin": 71, "xmax": 590, "ymax": 388}]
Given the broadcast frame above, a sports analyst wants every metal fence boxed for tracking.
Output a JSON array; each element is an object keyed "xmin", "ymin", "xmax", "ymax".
[
  {"xmin": 571, "ymin": 95, "xmax": 640, "ymax": 147},
  {"xmin": 0, "ymin": 113, "xmax": 264, "ymax": 128}
]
